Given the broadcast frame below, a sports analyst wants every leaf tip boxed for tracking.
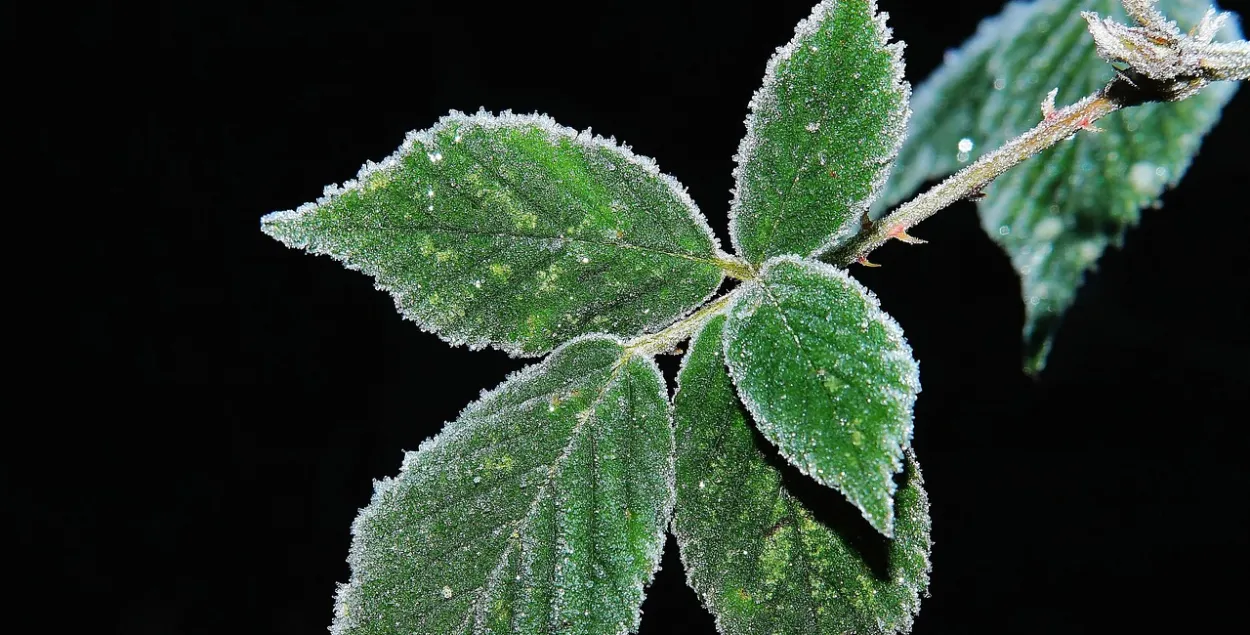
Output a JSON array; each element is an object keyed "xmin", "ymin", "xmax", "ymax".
[{"xmin": 259, "ymin": 206, "xmax": 311, "ymax": 244}]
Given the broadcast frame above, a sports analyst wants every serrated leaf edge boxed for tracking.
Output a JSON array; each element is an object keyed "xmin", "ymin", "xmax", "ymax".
[
  {"xmin": 721, "ymin": 255, "xmax": 919, "ymax": 537},
  {"xmin": 668, "ymin": 314, "xmax": 745, "ymax": 635},
  {"xmin": 333, "ymin": 333, "xmax": 675, "ymax": 635},
  {"xmin": 671, "ymin": 322, "xmax": 932, "ymax": 634},
  {"xmin": 727, "ymin": 0, "xmax": 913, "ymax": 261},
  {"xmin": 262, "ymin": 108, "xmax": 728, "ymax": 358}
]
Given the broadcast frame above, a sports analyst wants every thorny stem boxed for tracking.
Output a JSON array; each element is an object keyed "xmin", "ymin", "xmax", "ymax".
[
  {"xmin": 824, "ymin": 77, "xmax": 1131, "ymax": 267},
  {"xmin": 825, "ymin": 0, "xmax": 1249, "ymax": 267}
]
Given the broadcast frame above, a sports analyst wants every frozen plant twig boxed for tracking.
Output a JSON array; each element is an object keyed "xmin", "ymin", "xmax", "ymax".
[
  {"xmin": 826, "ymin": 0, "xmax": 1249, "ymax": 267},
  {"xmin": 1085, "ymin": 0, "xmax": 1250, "ymax": 99}
]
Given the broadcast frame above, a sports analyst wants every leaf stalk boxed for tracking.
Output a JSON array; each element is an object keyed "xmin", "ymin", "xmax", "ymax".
[{"xmin": 627, "ymin": 290, "xmax": 742, "ymax": 356}]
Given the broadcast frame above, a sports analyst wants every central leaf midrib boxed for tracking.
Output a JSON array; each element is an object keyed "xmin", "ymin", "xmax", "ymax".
[
  {"xmin": 451, "ymin": 139, "xmax": 718, "ymax": 266},
  {"xmin": 463, "ymin": 355, "xmax": 633, "ymax": 630},
  {"xmin": 362, "ymin": 210, "xmax": 718, "ymax": 268},
  {"xmin": 781, "ymin": 490, "xmax": 825, "ymax": 625},
  {"xmin": 761, "ymin": 54, "xmax": 853, "ymax": 256},
  {"xmin": 754, "ymin": 277, "xmax": 873, "ymax": 477}
]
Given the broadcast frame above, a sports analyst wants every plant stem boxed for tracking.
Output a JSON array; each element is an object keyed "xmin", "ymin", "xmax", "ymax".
[
  {"xmin": 626, "ymin": 58, "xmax": 1222, "ymax": 357},
  {"xmin": 627, "ymin": 290, "xmax": 741, "ymax": 356},
  {"xmin": 823, "ymin": 76, "xmax": 1143, "ymax": 266},
  {"xmin": 714, "ymin": 253, "xmax": 757, "ymax": 281}
]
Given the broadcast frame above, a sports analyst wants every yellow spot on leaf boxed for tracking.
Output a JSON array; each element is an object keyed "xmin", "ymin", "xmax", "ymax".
[{"xmin": 489, "ymin": 262, "xmax": 513, "ymax": 280}]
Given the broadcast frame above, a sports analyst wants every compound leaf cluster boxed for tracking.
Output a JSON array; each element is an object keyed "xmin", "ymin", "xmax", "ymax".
[
  {"xmin": 268, "ymin": 3, "xmax": 927, "ymax": 632},
  {"xmin": 261, "ymin": 0, "xmax": 1238, "ymax": 633}
]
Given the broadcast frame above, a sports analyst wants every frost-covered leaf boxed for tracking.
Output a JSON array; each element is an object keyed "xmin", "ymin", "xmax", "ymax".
[
  {"xmin": 333, "ymin": 335, "xmax": 674, "ymax": 635},
  {"xmin": 723, "ymin": 256, "xmax": 919, "ymax": 536},
  {"xmin": 673, "ymin": 315, "xmax": 930, "ymax": 635},
  {"xmin": 262, "ymin": 110, "xmax": 726, "ymax": 357},
  {"xmin": 875, "ymin": 0, "xmax": 1241, "ymax": 371},
  {"xmin": 729, "ymin": 0, "xmax": 910, "ymax": 264}
]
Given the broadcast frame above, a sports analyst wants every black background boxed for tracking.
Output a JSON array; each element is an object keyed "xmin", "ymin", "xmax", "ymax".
[{"xmin": 23, "ymin": 0, "xmax": 1249, "ymax": 633}]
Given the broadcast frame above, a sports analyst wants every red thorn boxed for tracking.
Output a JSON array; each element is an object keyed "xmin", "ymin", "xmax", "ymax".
[
  {"xmin": 1041, "ymin": 88, "xmax": 1059, "ymax": 121},
  {"xmin": 887, "ymin": 224, "xmax": 927, "ymax": 245},
  {"xmin": 1077, "ymin": 116, "xmax": 1103, "ymax": 133}
]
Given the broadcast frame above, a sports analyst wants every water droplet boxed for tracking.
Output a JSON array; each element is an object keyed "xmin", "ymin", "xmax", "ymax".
[
  {"xmin": 993, "ymin": 77, "xmax": 1006, "ymax": 90},
  {"xmin": 1129, "ymin": 162, "xmax": 1160, "ymax": 193},
  {"xmin": 580, "ymin": 256, "xmax": 590, "ymax": 264},
  {"xmin": 1078, "ymin": 241, "xmax": 1101, "ymax": 263},
  {"xmin": 428, "ymin": 152, "xmax": 443, "ymax": 163},
  {"xmin": 473, "ymin": 476, "xmax": 481, "ymax": 484},
  {"xmin": 805, "ymin": 122, "xmax": 821, "ymax": 133},
  {"xmin": 441, "ymin": 586, "xmax": 453, "ymax": 599},
  {"xmin": 1033, "ymin": 216, "xmax": 1063, "ymax": 241},
  {"xmin": 998, "ymin": 225, "xmax": 1011, "ymax": 236},
  {"xmin": 698, "ymin": 480, "xmax": 706, "ymax": 489},
  {"xmin": 956, "ymin": 138, "xmax": 974, "ymax": 163}
]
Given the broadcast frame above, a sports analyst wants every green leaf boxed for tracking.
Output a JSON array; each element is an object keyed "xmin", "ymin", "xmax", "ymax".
[
  {"xmin": 673, "ymin": 315, "xmax": 931, "ymax": 635},
  {"xmin": 262, "ymin": 110, "xmax": 726, "ymax": 357},
  {"xmin": 723, "ymin": 256, "xmax": 919, "ymax": 536},
  {"xmin": 332, "ymin": 335, "xmax": 674, "ymax": 635},
  {"xmin": 876, "ymin": 0, "xmax": 1242, "ymax": 371},
  {"xmin": 729, "ymin": 0, "xmax": 909, "ymax": 264}
]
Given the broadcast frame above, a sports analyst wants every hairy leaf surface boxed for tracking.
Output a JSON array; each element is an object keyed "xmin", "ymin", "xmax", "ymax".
[
  {"xmin": 332, "ymin": 335, "xmax": 674, "ymax": 635},
  {"xmin": 729, "ymin": 0, "xmax": 909, "ymax": 264},
  {"xmin": 262, "ymin": 110, "xmax": 725, "ymax": 357},
  {"xmin": 673, "ymin": 315, "xmax": 930, "ymax": 634},
  {"xmin": 876, "ymin": 0, "xmax": 1241, "ymax": 371},
  {"xmin": 723, "ymin": 256, "xmax": 919, "ymax": 536}
]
